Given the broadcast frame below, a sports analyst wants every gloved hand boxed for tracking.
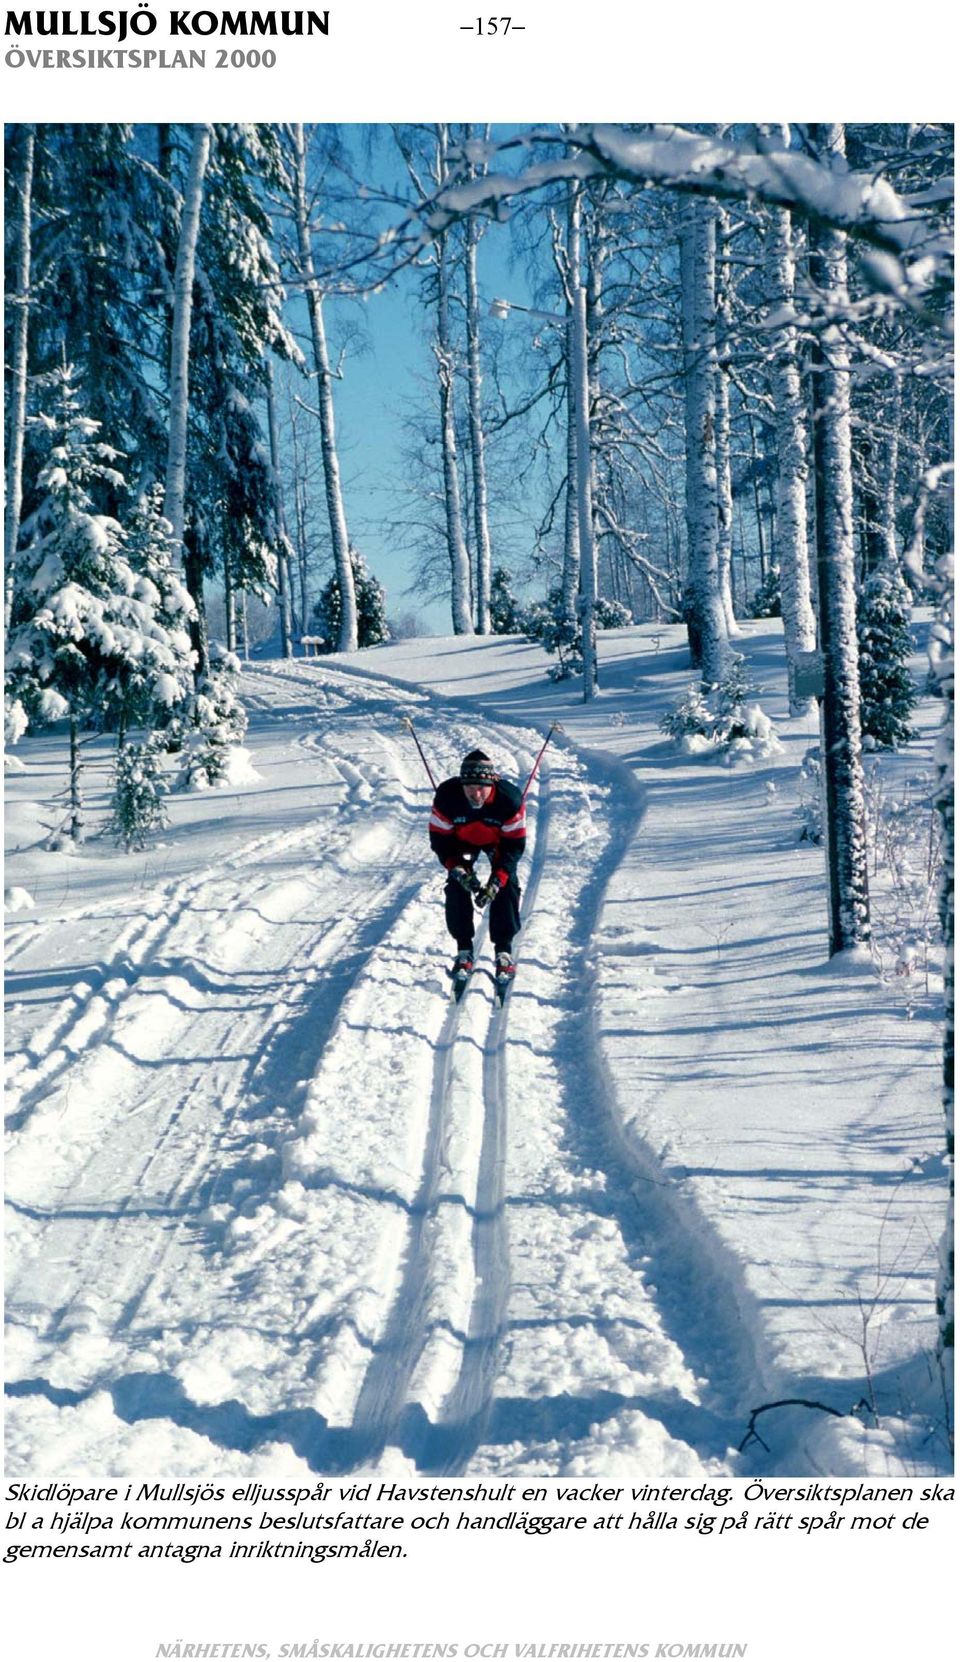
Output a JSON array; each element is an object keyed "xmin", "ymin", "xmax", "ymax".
[
  {"xmin": 450, "ymin": 865, "xmax": 481, "ymax": 896},
  {"xmin": 474, "ymin": 879, "xmax": 499, "ymax": 910}
]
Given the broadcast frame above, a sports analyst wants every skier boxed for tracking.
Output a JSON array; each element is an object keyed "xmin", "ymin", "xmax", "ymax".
[{"xmin": 429, "ymin": 748, "xmax": 526, "ymax": 998}]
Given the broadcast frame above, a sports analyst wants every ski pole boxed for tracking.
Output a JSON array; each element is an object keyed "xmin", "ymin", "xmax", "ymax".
[
  {"xmin": 521, "ymin": 722, "xmax": 560, "ymax": 803},
  {"xmin": 400, "ymin": 715, "xmax": 438, "ymax": 791}
]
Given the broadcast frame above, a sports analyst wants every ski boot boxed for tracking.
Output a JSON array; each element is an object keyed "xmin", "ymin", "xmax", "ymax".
[
  {"xmin": 494, "ymin": 949, "xmax": 516, "ymax": 1005},
  {"xmin": 450, "ymin": 948, "xmax": 474, "ymax": 1003}
]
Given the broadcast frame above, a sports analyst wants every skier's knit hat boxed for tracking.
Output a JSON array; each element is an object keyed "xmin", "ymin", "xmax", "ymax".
[{"xmin": 460, "ymin": 748, "xmax": 499, "ymax": 785}]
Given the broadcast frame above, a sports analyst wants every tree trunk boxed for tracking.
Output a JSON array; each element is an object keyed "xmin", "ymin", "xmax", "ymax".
[
  {"xmin": 223, "ymin": 542, "xmax": 237, "ymax": 652},
  {"xmin": 873, "ymin": 371, "xmax": 903, "ymax": 574},
  {"xmin": 434, "ymin": 127, "xmax": 473, "ymax": 636},
  {"xmin": 809, "ymin": 124, "xmax": 871, "ymax": 958},
  {"xmin": 715, "ymin": 209, "xmax": 739, "ymax": 636},
  {"xmin": 292, "ymin": 124, "xmax": 358, "ymax": 652},
  {"xmin": 562, "ymin": 371, "xmax": 581, "ymax": 619},
  {"xmin": 567, "ymin": 184, "xmax": 598, "ymax": 700},
  {"xmin": 240, "ymin": 590, "xmax": 250, "ymax": 661},
  {"xmin": 761, "ymin": 167, "xmax": 817, "ymax": 712},
  {"xmin": 266, "ymin": 361, "xmax": 293, "ymax": 658},
  {"xmin": 68, "ymin": 715, "xmax": 85, "ymax": 845},
  {"xmin": 164, "ymin": 124, "xmax": 210, "ymax": 554},
  {"xmin": 746, "ymin": 407, "xmax": 767, "ymax": 576},
  {"xmin": 933, "ymin": 602, "xmax": 954, "ymax": 1359},
  {"xmin": 294, "ymin": 474, "xmax": 309, "ymax": 637},
  {"xmin": 183, "ymin": 521, "xmax": 210, "ymax": 681},
  {"xmin": 4, "ymin": 125, "xmax": 34, "ymax": 639},
  {"xmin": 288, "ymin": 396, "xmax": 310, "ymax": 636},
  {"xmin": 463, "ymin": 140, "xmax": 493, "ymax": 635},
  {"xmin": 680, "ymin": 197, "xmax": 728, "ymax": 685}
]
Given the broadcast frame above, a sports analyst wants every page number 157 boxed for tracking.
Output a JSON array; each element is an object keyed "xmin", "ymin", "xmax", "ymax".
[{"xmin": 461, "ymin": 18, "xmax": 525, "ymax": 32}]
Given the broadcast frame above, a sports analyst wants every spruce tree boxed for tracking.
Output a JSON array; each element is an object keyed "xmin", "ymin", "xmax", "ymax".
[
  {"xmin": 313, "ymin": 549, "xmax": 389, "ymax": 650},
  {"xmin": 187, "ymin": 125, "xmax": 300, "ymax": 649},
  {"xmin": 749, "ymin": 565, "xmax": 782, "ymax": 619},
  {"xmin": 6, "ymin": 369, "xmax": 196, "ymax": 837},
  {"xmin": 857, "ymin": 561, "xmax": 916, "ymax": 748},
  {"xmin": 489, "ymin": 566, "xmax": 522, "ymax": 634},
  {"xmin": 108, "ymin": 737, "xmax": 169, "ymax": 850}
]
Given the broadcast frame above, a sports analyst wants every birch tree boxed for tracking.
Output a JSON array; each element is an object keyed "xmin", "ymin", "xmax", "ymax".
[
  {"xmin": 4, "ymin": 125, "xmax": 34, "ymax": 638},
  {"xmin": 432, "ymin": 125, "xmax": 474, "ymax": 635},
  {"xmin": 462, "ymin": 128, "xmax": 494, "ymax": 634},
  {"xmin": 566, "ymin": 180, "xmax": 599, "ymax": 697},
  {"xmin": 164, "ymin": 124, "xmax": 211, "ymax": 554},
  {"xmin": 290, "ymin": 123, "xmax": 358, "ymax": 652},
  {"xmin": 267, "ymin": 362, "xmax": 294, "ymax": 658},
  {"xmin": 715, "ymin": 207, "xmax": 739, "ymax": 636},
  {"xmin": 809, "ymin": 124, "xmax": 871, "ymax": 956},
  {"xmin": 679, "ymin": 197, "xmax": 729, "ymax": 684},
  {"xmin": 758, "ymin": 131, "xmax": 817, "ymax": 712}
]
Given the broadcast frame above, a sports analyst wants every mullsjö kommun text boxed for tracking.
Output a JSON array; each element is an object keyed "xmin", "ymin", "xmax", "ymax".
[{"xmin": 4, "ymin": 10, "xmax": 331, "ymax": 38}]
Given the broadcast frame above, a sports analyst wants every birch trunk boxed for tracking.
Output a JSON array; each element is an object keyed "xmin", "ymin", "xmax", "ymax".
[
  {"xmin": 715, "ymin": 210, "xmax": 739, "ymax": 636},
  {"xmin": 4, "ymin": 124, "xmax": 33, "ymax": 639},
  {"xmin": 810, "ymin": 124, "xmax": 870, "ymax": 957},
  {"xmin": 555, "ymin": 178, "xmax": 581, "ymax": 619},
  {"xmin": 680, "ymin": 198, "xmax": 728, "ymax": 685},
  {"xmin": 935, "ymin": 676, "xmax": 954, "ymax": 1357},
  {"xmin": 292, "ymin": 124, "xmax": 357, "ymax": 652},
  {"xmin": 164, "ymin": 124, "xmax": 210, "ymax": 554},
  {"xmin": 267, "ymin": 361, "xmax": 293, "ymax": 658},
  {"xmin": 294, "ymin": 474, "xmax": 309, "ymax": 635},
  {"xmin": 568, "ymin": 185, "xmax": 598, "ymax": 699},
  {"xmin": 434, "ymin": 127, "xmax": 473, "ymax": 635},
  {"xmin": 463, "ymin": 146, "xmax": 493, "ymax": 634},
  {"xmin": 763, "ymin": 188, "xmax": 817, "ymax": 711},
  {"xmin": 715, "ymin": 372, "xmax": 737, "ymax": 633},
  {"xmin": 562, "ymin": 369, "xmax": 581, "ymax": 618}
]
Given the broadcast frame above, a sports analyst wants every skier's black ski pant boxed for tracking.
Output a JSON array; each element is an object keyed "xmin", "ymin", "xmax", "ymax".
[{"xmin": 444, "ymin": 873, "xmax": 521, "ymax": 953}]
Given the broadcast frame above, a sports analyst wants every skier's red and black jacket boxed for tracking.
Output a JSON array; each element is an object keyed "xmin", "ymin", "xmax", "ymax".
[{"xmin": 428, "ymin": 777, "xmax": 526, "ymax": 889}]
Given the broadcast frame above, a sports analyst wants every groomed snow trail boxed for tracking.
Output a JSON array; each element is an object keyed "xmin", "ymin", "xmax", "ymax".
[{"xmin": 6, "ymin": 661, "xmax": 744, "ymax": 1478}]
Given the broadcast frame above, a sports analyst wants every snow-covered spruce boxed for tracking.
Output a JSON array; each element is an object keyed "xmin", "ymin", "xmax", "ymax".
[
  {"xmin": 108, "ymin": 738, "xmax": 169, "ymax": 851},
  {"xmin": 660, "ymin": 657, "xmax": 783, "ymax": 765},
  {"xmin": 524, "ymin": 589, "xmax": 632, "ymax": 682},
  {"xmin": 857, "ymin": 562, "xmax": 917, "ymax": 749},
  {"xmin": 312, "ymin": 547, "xmax": 389, "ymax": 652},
  {"xmin": 172, "ymin": 645, "xmax": 253, "ymax": 791},
  {"xmin": 5, "ymin": 370, "xmax": 196, "ymax": 838}
]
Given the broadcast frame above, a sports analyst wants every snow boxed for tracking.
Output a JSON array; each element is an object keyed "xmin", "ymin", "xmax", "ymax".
[
  {"xmin": 4, "ymin": 887, "xmax": 35, "ymax": 913},
  {"xmin": 4, "ymin": 621, "xmax": 948, "ymax": 1479}
]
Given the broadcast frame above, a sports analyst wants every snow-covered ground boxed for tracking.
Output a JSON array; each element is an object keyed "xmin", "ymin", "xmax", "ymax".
[{"xmin": 4, "ymin": 620, "xmax": 950, "ymax": 1480}]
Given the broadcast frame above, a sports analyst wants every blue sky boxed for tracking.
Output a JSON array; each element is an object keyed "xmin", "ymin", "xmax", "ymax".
[{"xmin": 279, "ymin": 125, "xmax": 549, "ymax": 634}]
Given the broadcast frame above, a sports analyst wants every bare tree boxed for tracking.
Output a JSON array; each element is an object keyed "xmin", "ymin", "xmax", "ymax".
[
  {"xmin": 679, "ymin": 196, "xmax": 729, "ymax": 684},
  {"xmin": 432, "ymin": 126, "xmax": 474, "ymax": 634},
  {"xmin": 164, "ymin": 124, "xmax": 211, "ymax": 554},
  {"xmin": 266, "ymin": 360, "xmax": 293, "ymax": 658},
  {"xmin": 715, "ymin": 206, "xmax": 739, "ymax": 636},
  {"xmin": 4, "ymin": 124, "xmax": 34, "ymax": 638},
  {"xmin": 567, "ymin": 179, "xmax": 599, "ymax": 697},
  {"xmin": 809, "ymin": 124, "xmax": 871, "ymax": 956},
  {"xmin": 290, "ymin": 123, "xmax": 358, "ymax": 652},
  {"xmin": 462, "ymin": 128, "xmax": 494, "ymax": 634},
  {"xmin": 758, "ymin": 128, "xmax": 817, "ymax": 712}
]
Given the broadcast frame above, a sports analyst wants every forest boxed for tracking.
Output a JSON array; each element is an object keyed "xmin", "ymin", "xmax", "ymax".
[{"xmin": 3, "ymin": 121, "xmax": 955, "ymax": 1367}]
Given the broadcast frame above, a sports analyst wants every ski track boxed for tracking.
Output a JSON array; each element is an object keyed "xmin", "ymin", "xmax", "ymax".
[{"xmin": 6, "ymin": 659, "xmax": 757, "ymax": 1477}]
